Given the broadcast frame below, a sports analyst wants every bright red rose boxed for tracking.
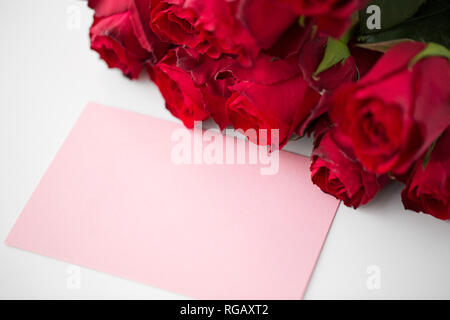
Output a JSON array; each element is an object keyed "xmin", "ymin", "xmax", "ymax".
[
  {"xmin": 310, "ymin": 117, "xmax": 389, "ymax": 208},
  {"xmin": 152, "ymin": 47, "xmax": 235, "ymax": 128},
  {"xmin": 225, "ymin": 54, "xmax": 320, "ymax": 148},
  {"xmin": 330, "ymin": 42, "xmax": 450, "ymax": 175},
  {"xmin": 299, "ymin": 34, "xmax": 357, "ymax": 92},
  {"xmin": 129, "ymin": 0, "xmax": 170, "ymax": 60},
  {"xmin": 89, "ymin": 0, "xmax": 168, "ymax": 79},
  {"xmin": 149, "ymin": 0, "xmax": 297, "ymax": 66},
  {"xmin": 401, "ymin": 128, "xmax": 450, "ymax": 220},
  {"xmin": 278, "ymin": 0, "xmax": 367, "ymax": 37}
]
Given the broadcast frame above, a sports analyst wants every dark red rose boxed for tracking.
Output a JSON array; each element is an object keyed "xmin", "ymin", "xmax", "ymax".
[
  {"xmin": 152, "ymin": 47, "xmax": 235, "ymax": 128},
  {"xmin": 89, "ymin": 0, "xmax": 168, "ymax": 79},
  {"xmin": 278, "ymin": 0, "xmax": 367, "ymax": 38},
  {"xmin": 225, "ymin": 53, "xmax": 320, "ymax": 147},
  {"xmin": 299, "ymin": 34, "xmax": 357, "ymax": 92},
  {"xmin": 263, "ymin": 18, "xmax": 314, "ymax": 60},
  {"xmin": 310, "ymin": 117, "xmax": 389, "ymax": 208},
  {"xmin": 349, "ymin": 44, "xmax": 382, "ymax": 78},
  {"xmin": 149, "ymin": 0, "xmax": 297, "ymax": 66},
  {"xmin": 295, "ymin": 91, "xmax": 333, "ymax": 137},
  {"xmin": 330, "ymin": 42, "xmax": 450, "ymax": 175},
  {"xmin": 401, "ymin": 128, "xmax": 450, "ymax": 220}
]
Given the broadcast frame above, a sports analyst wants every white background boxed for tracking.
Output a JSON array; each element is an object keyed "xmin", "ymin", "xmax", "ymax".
[{"xmin": 1, "ymin": 0, "xmax": 449, "ymax": 299}]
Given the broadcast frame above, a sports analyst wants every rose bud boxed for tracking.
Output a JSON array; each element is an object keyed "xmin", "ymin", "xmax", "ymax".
[
  {"xmin": 278, "ymin": 0, "xmax": 367, "ymax": 38},
  {"xmin": 401, "ymin": 128, "xmax": 450, "ymax": 220},
  {"xmin": 152, "ymin": 47, "xmax": 235, "ymax": 128},
  {"xmin": 299, "ymin": 34, "xmax": 357, "ymax": 92},
  {"xmin": 330, "ymin": 42, "xmax": 450, "ymax": 175},
  {"xmin": 225, "ymin": 53, "xmax": 320, "ymax": 148},
  {"xmin": 149, "ymin": 0, "xmax": 297, "ymax": 66},
  {"xmin": 89, "ymin": 0, "xmax": 168, "ymax": 79},
  {"xmin": 310, "ymin": 118, "xmax": 389, "ymax": 208}
]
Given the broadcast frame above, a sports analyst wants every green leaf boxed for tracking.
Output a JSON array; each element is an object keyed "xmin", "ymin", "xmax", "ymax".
[
  {"xmin": 423, "ymin": 139, "xmax": 438, "ymax": 169},
  {"xmin": 339, "ymin": 28, "xmax": 353, "ymax": 45},
  {"xmin": 314, "ymin": 38, "xmax": 350, "ymax": 76},
  {"xmin": 355, "ymin": 39, "xmax": 414, "ymax": 53},
  {"xmin": 358, "ymin": 0, "xmax": 450, "ymax": 48},
  {"xmin": 298, "ymin": 16, "xmax": 306, "ymax": 27},
  {"xmin": 410, "ymin": 42, "xmax": 450, "ymax": 66},
  {"xmin": 359, "ymin": 0, "xmax": 427, "ymax": 35}
]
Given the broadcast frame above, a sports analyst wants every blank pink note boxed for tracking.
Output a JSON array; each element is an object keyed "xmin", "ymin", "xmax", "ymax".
[{"xmin": 6, "ymin": 103, "xmax": 339, "ymax": 299}]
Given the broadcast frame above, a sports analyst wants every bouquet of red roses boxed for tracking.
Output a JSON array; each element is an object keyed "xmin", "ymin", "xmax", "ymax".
[{"xmin": 87, "ymin": 0, "xmax": 450, "ymax": 220}]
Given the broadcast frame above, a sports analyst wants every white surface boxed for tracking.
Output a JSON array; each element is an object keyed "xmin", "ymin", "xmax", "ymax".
[{"xmin": 1, "ymin": 0, "xmax": 449, "ymax": 300}]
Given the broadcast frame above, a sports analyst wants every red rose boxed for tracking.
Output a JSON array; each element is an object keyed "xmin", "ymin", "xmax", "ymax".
[
  {"xmin": 310, "ymin": 117, "xmax": 389, "ymax": 208},
  {"xmin": 298, "ymin": 34, "xmax": 357, "ymax": 92},
  {"xmin": 89, "ymin": 0, "xmax": 168, "ymax": 79},
  {"xmin": 330, "ymin": 42, "xmax": 450, "ymax": 175},
  {"xmin": 401, "ymin": 128, "xmax": 450, "ymax": 220},
  {"xmin": 152, "ymin": 47, "xmax": 235, "ymax": 128},
  {"xmin": 279, "ymin": 0, "xmax": 366, "ymax": 37},
  {"xmin": 225, "ymin": 53, "xmax": 320, "ymax": 147},
  {"xmin": 149, "ymin": 0, "xmax": 297, "ymax": 66}
]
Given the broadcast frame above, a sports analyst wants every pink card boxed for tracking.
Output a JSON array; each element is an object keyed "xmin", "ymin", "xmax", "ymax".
[{"xmin": 5, "ymin": 103, "xmax": 339, "ymax": 299}]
